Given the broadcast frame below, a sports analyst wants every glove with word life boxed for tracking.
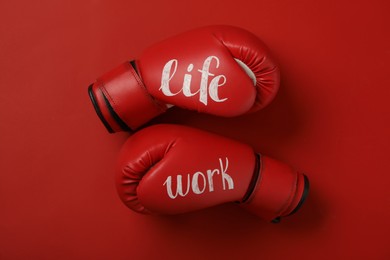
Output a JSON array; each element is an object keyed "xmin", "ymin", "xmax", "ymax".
[
  {"xmin": 88, "ymin": 25, "xmax": 280, "ymax": 133},
  {"xmin": 116, "ymin": 124, "xmax": 309, "ymax": 222}
]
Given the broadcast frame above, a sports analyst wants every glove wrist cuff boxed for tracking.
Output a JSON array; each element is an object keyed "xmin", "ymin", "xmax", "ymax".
[
  {"xmin": 240, "ymin": 155, "xmax": 309, "ymax": 222},
  {"xmin": 88, "ymin": 61, "xmax": 166, "ymax": 133}
]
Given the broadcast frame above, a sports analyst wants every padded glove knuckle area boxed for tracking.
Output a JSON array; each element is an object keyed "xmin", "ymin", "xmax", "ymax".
[
  {"xmin": 116, "ymin": 127, "xmax": 176, "ymax": 214},
  {"xmin": 214, "ymin": 25, "xmax": 280, "ymax": 111}
]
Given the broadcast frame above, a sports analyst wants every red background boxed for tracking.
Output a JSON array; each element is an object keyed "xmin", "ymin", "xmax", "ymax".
[{"xmin": 1, "ymin": 0, "xmax": 389, "ymax": 259}]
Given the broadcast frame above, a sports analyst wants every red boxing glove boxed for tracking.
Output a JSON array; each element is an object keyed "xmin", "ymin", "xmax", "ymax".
[
  {"xmin": 116, "ymin": 125, "xmax": 309, "ymax": 222},
  {"xmin": 89, "ymin": 25, "xmax": 280, "ymax": 133}
]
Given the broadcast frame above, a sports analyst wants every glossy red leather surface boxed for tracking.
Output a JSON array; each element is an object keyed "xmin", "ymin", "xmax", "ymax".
[
  {"xmin": 139, "ymin": 25, "xmax": 279, "ymax": 114},
  {"xmin": 116, "ymin": 124, "xmax": 256, "ymax": 215},
  {"xmin": 89, "ymin": 25, "xmax": 279, "ymax": 132},
  {"xmin": 115, "ymin": 124, "xmax": 305, "ymax": 221},
  {"xmin": 1, "ymin": 0, "xmax": 389, "ymax": 259}
]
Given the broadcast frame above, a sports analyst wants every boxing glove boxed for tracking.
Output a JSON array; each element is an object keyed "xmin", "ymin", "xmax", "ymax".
[
  {"xmin": 116, "ymin": 124, "xmax": 309, "ymax": 222},
  {"xmin": 89, "ymin": 25, "xmax": 280, "ymax": 133}
]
